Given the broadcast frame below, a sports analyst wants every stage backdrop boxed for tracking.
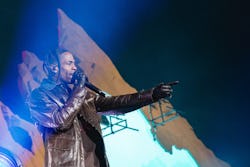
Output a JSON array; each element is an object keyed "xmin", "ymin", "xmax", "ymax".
[{"xmin": 9, "ymin": 8, "xmax": 230, "ymax": 167}]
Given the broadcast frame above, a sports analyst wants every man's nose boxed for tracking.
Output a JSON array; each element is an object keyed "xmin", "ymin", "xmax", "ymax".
[{"xmin": 72, "ymin": 64, "xmax": 77, "ymax": 71}]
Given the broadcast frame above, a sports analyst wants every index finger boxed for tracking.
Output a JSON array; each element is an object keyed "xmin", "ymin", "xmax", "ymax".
[{"xmin": 166, "ymin": 80, "xmax": 179, "ymax": 86}]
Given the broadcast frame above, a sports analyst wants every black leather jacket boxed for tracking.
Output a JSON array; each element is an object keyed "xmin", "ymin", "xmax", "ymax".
[{"xmin": 28, "ymin": 79, "xmax": 155, "ymax": 167}]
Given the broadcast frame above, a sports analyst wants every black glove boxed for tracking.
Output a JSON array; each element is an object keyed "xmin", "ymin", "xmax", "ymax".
[
  {"xmin": 71, "ymin": 70, "xmax": 87, "ymax": 98},
  {"xmin": 72, "ymin": 69, "xmax": 87, "ymax": 88},
  {"xmin": 152, "ymin": 81, "xmax": 179, "ymax": 101}
]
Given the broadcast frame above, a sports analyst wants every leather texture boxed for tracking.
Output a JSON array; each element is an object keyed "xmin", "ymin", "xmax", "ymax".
[{"xmin": 28, "ymin": 79, "xmax": 155, "ymax": 167}]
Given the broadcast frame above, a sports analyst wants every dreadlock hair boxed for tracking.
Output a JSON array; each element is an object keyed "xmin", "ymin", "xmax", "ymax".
[{"xmin": 43, "ymin": 49, "xmax": 60, "ymax": 81}]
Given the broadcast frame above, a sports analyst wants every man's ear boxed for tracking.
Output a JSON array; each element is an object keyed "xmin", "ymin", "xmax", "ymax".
[{"xmin": 51, "ymin": 65, "xmax": 59, "ymax": 73}]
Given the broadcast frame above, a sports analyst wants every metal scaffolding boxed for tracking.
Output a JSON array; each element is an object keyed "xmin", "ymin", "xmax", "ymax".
[{"xmin": 147, "ymin": 99, "xmax": 179, "ymax": 140}]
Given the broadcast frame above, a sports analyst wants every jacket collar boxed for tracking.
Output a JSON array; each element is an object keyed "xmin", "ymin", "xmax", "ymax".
[{"xmin": 41, "ymin": 78, "xmax": 62, "ymax": 90}]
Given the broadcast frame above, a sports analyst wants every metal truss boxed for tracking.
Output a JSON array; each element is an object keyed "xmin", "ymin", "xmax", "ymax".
[
  {"xmin": 147, "ymin": 99, "xmax": 180, "ymax": 140},
  {"xmin": 101, "ymin": 115, "xmax": 138, "ymax": 137}
]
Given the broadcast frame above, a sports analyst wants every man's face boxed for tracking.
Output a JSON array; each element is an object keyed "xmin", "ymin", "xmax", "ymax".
[{"xmin": 59, "ymin": 52, "xmax": 77, "ymax": 83}]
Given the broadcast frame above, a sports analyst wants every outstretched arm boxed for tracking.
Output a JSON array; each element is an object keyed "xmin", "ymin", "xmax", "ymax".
[{"xmin": 94, "ymin": 81, "xmax": 178, "ymax": 114}]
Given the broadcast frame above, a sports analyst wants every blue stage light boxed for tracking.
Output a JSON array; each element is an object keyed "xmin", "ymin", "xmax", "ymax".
[{"xmin": 0, "ymin": 147, "xmax": 22, "ymax": 167}]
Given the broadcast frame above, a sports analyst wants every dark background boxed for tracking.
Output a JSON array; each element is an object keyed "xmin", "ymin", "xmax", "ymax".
[{"xmin": 0, "ymin": 0, "xmax": 249, "ymax": 166}]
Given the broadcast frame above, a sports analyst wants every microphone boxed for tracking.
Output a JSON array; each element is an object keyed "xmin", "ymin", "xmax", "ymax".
[
  {"xmin": 85, "ymin": 80, "xmax": 106, "ymax": 97},
  {"xmin": 72, "ymin": 67, "xmax": 106, "ymax": 97}
]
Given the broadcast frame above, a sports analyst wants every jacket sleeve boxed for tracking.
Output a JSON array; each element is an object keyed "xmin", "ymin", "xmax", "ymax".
[
  {"xmin": 28, "ymin": 88, "xmax": 86, "ymax": 130},
  {"xmin": 94, "ymin": 89, "xmax": 154, "ymax": 114}
]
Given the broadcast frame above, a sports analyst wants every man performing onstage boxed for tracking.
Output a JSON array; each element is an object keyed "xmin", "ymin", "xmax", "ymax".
[{"xmin": 28, "ymin": 49, "xmax": 178, "ymax": 167}]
